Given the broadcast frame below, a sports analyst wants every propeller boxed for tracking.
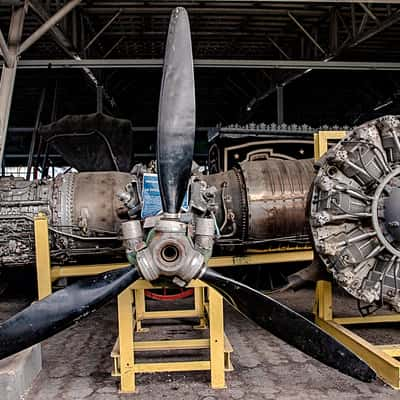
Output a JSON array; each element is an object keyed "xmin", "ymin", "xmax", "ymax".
[
  {"xmin": 201, "ymin": 269, "xmax": 375, "ymax": 382},
  {"xmin": 0, "ymin": 6, "xmax": 376, "ymax": 384},
  {"xmin": 153, "ymin": 6, "xmax": 375, "ymax": 382},
  {"xmin": 0, "ymin": 267, "xmax": 139, "ymax": 359},
  {"xmin": 157, "ymin": 7, "xmax": 196, "ymax": 216}
]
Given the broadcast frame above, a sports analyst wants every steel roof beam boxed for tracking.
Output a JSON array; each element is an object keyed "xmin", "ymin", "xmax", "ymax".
[
  {"xmin": 19, "ymin": 0, "xmax": 81, "ymax": 54},
  {"xmin": 0, "ymin": 2, "xmax": 26, "ymax": 165},
  {"xmin": 28, "ymin": 0, "xmax": 117, "ymax": 109},
  {"xmin": 8, "ymin": 59, "xmax": 400, "ymax": 70},
  {"xmin": 0, "ymin": 29, "xmax": 12, "ymax": 68},
  {"xmin": 358, "ymin": 3, "xmax": 380, "ymax": 24},
  {"xmin": 247, "ymin": 7, "xmax": 400, "ymax": 111}
]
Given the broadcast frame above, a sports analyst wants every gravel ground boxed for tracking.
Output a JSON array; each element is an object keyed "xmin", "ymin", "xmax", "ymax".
[{"xmin": 0, "ymin": 282, "xmax": 399, "ymax": 400}]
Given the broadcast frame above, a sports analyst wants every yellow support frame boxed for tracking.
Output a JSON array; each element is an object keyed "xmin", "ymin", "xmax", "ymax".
[
  {"xmin": 313, "ymin": 130, "xmax": 346, "ymax": 160},
  {"xmin": 32, "ymin": 215, "xmax": 232, "ymax": 392},
  {"xmin": 111, "ymin": 279, "xmax": 231, "ymax": 393},
  {"xmin": 34, "ymin": 213, "xmax": 52, "ymax": 300},
  {"xmin": 314, "ymin": 131, "xmax": 400, "ymax": 390},
  {"xmin": 34, "ymin": 216, "xmax": 314, "ymax": 297},
  {"xmin": 314, "ymin": 281, "xmax": 400, "ymax": 389}
]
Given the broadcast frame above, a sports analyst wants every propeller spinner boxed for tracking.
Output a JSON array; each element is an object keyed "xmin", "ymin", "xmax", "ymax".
[{"xmin": 0, "ymin": 6, "xmax": 375, "ymax": 384}]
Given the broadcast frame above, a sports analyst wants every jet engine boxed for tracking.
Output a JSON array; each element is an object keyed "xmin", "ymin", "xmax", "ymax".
[{"xmin": 0, "ymin": 171, "xmax": 133, "ymax": 267}]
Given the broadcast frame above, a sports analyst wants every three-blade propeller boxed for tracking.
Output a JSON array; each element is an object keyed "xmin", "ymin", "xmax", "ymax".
[{"xmin": 0, "ymin": 6, "xmax": 375, "ymax": 384}]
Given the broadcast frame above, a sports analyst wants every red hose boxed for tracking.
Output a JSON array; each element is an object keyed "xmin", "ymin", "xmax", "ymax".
[{"xmin": 144, "ymin": 288, "xmax": 194, "ymax": 301}]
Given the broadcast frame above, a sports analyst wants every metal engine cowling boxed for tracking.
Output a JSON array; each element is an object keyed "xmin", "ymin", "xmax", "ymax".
[{"xmin": 310, "ymin": 116, "xmax": 400, "ymax": 311}]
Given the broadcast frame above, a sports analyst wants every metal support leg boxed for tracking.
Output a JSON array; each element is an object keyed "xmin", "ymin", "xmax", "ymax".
[
  {"xmin": 134, "ymin": 288, "xmax": 148, "ymax": 332},
  {"xmin": 193, "ymin": 287, "xmax": 207, "ymax": 329},
  {"xmin": 314, "ymin": 279, "xmax": 400, "ymax": 389},
  {"xmin": 118, "ymin": 287, "xmax": 135, "ymax": 393},
  {"xmin": 0, "ymin": 3, "xmax": 26, "ymax": 165},
  {"xmin": 34, "ymin": 214, "xmax": 52, "ymax": 300},
  {"xmin": 315, "ymin": 280, "xmax": 333, "ymax": 320},
  {"xmin": 208, "ymin": 287, "xmax": 226, "ymax": 389}
]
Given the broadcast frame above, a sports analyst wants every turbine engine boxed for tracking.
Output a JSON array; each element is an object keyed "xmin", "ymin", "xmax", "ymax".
[{"xmin": 0, "ymin": 172, "xmax": 134, "ymax": 267}]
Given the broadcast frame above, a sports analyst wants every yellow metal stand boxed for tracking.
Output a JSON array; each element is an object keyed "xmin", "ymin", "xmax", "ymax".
[
  {"xmin": 314, "ymin": 281, "xmax": 400, "ymax": 389},
  {"xmin": 33, "ymin": 213, "xmax": 314, "ymax": 298},
  {"xmin": 111, "ymin": 279, "xmax": 232, "ymax": 393},
  {"xmin": 313, "ymin": 130, "xmax": 346, "ymax": 160},
  {"xmin": 34, "ymin": 213, "xmax": 52, "ymax": 300}
]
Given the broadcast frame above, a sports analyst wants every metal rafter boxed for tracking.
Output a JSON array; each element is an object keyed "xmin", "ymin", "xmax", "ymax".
[
  {"xmin": 0, "ymin": 2, "xmax": 26, "ymax": 165},
  {"xmin": 288, "ymin": 11, "xmax": 327, "ymax": 55},
  {"xmin": 7, "ymin": 59, "xmax": 400, "ymax": 70},
  {"xmin": 0, "ymin": 29, "xmax": 12, "ymax": 68},
  {"xmin": 27, "ymin": 0, "xmax": 117, "ymax": 109},
  {"xmin": 246, "ymin": 7, "xmax": 400, "ymax": 112},
  {"xmin": 19, "ymin": 0, "xmax": 81, "ymax": 54},
  {"xmin": 358, "ymin": 3, "xmax": 380, "ymax": 24}
]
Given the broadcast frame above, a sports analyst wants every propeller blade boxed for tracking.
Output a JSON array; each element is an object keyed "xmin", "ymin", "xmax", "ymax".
[
  {"xmin": 157, "ymin": 7, "xmax": 196, "ymax": 214},
  {"xmin": 201, "ymin": 268, "xmax": 376, "ymax": 382},
  {"xmin": 0, "ymin": 266, "xmax": 139, "ymax": 360}
]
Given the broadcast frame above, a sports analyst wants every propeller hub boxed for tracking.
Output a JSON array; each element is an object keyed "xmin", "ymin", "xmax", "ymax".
[{"xmin": 130, "ymin": 218, "xmax": 206, "ymax": 286}]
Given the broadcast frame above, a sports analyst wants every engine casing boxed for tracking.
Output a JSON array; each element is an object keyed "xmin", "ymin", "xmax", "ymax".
[{"xmin": 0, "ymin": 172, "xmax": 132, "ymax": 267}]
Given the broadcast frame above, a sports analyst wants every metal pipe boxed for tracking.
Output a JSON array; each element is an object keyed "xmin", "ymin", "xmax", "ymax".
[
  {"xmin": 84, "ymin": 8, "xmax": 122, "ymax": 51},
  {"xmin": 19, "ymin": 0, "xmax": 81, "ymax": 54},
  {"xmin": 26, "ymin": 87, "xmax": 46, "ymax": 180}
]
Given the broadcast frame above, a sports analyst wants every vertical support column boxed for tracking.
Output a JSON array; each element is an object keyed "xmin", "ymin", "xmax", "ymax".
[
  {"xmin": 315, "ymin": 280, "xmax": 333, "ymax": 321},
  {"xmin": 118, "ymin": 287, "xmax": 135, "ymax": 393},
  {"xmin": 277, "ymin": 85, "xmax": 284, "ymax": 125},
  {"xmin": 208, "ymin": 286, "xmax": 225, "ymax": 389},
  {"xmin": 0, "ymin": 3, "xmax": 26, "ymax": 165},
  {"xmin": 134, "ymin": 288, "xmax": 148, "ymax": 332},
  {"xmin": 194, "ymin": 286, "xmax": 207, "ymax": 329},
  {"xmin": 34, "ymin": 214, "xmax": 52, "ymax": 300}
]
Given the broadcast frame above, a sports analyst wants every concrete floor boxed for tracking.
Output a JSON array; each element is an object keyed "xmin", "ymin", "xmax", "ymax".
[{"xmin": 1, "ymin": 285, "xmax": 399, "ymax": 400}]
